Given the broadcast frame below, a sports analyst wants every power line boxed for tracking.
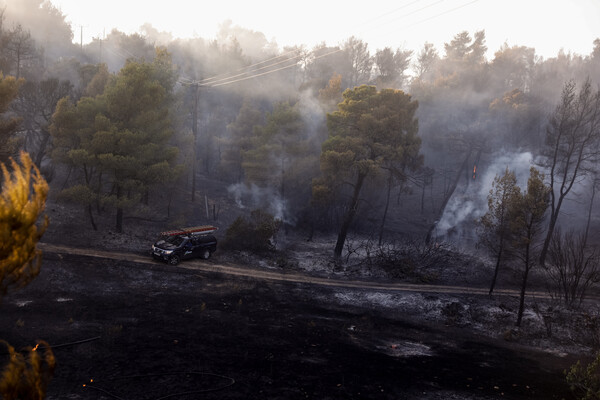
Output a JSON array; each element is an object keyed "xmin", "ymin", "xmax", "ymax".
[
  {"xmin": 182, "ymin": 0, "xmax": 480, "ymax": 88},
  {"xmin": 405, "ymin": 0, "xmax": 481, "ymax": 29},
  {"xmin": 200, "ymin": 52, "xmax": 304, "ymax": 86},
  {"xmin": 198, "ymin": 48, "xmax": 303, "ymax": 84},
  {"xmin": 355, "ymin": 0, "xmax": 446, "ymax": 39},
  {"xmin": 206, "ymin": 48, "xmax": 343, "ymax": 88}
]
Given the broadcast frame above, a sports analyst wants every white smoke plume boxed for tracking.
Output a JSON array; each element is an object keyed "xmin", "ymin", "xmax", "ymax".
[
  {"xmin": 227, "ymin": 182, "xmax": 292, "ymax": 224},
  {"xmin": 435, "ymin": 151, "xmax": 534, "ymax": 241}
]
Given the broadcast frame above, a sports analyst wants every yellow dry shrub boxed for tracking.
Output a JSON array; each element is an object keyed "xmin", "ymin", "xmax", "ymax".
[
  {"xmin": 0, "ymin": 151, "xmax": 49, "ymax": 296},
  {"xmin": 0, "ymin": 340, "xmax": 56, "ymax": 400}
]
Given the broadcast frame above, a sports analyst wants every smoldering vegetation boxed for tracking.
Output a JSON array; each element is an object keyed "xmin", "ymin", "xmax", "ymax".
[
  {"xmin": 4, "ymin": 1, "xmax": 600, "ymax": 397},
  {"xmin": 2, "ymin": 0, "xmax": 600, "ymax": 259},
  {"xmin": 0, "ymin": 0, "xmax": 599, "ymax": 309},
  {"xmin": 1, "ymin": 0, "xmax": 599, "ymax": 263}
]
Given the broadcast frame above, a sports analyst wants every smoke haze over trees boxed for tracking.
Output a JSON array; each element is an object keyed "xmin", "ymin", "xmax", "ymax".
[
  {"xmin": 3, "ymin": 3, "xmax": 600, "ymax": 392},
  {"xmin": 0, "ymin": 0, "xmax": 599, "ymax": 260}
]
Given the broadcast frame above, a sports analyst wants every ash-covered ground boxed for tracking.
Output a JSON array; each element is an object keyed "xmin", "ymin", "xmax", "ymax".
[{"xmin": 2, "ymin": 194, "xmax": 597, "ymax": 399}]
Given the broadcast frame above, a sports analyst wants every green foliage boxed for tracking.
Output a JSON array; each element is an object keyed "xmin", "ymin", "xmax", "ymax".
[
  {"xmin": 0, "ymin": 72, "xmax": 24, "ymax": 165},
  {"xmin": 234, "ymin": 100, "xmax": 321, "ymax": 219},
  {"xmin": 0, "ymin": 151, "xmax": 48, "ymax": 297},
  {"xmin": 509, "ymin": 167, "xmax": 550, "ymax": 326},
  {"xmin": 322, "ymin": 85, "xmax": 422, "ymax": 184},
  {"xmin": 318, "ymin": 73, "xmax": 342, "ymax": 111},
  {"xmin": 509, "ymin": 167, "xmax": 549, "ymax": 246},
  {"xmin": 221, "ymin": 98, "xmax": 263, "ymax": 182},
  {"xmin": 480, "ymin": 168, "xmax": 519, "ymax": 239},
  {"xmin": 478, "ymin": 168, "xmax": 520, "ymax": 294},
  {"xmin": 224, "ymin": 209, "xmax": 282, "ymax": 253},
  {"xmin": 242, "ymin": 101, "xmax": 307, "ymax": 187},
  {"xmin": 0, "ymin": 340, "xmax": 55, "ymax": 400},
  {"xmin": 0, "ymin": 152, "xmax": 53, "ymax": 400},
  {"xmin": 316, "ymin": 85, "xmax": 422, "ymax": 257},
  {"xmin": 50, "ymin": 49, "xmax": 181, "ymax": 231},
  {"xmin": 566, "ymin": 353, "xmax": 600, "ymax": 400}
]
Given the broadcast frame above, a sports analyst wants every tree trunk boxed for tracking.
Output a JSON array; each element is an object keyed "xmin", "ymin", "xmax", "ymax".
[
  {"xmin": 115, "ymin": 185, "xmax": 123, "ymax": 233},
  {"xmin": 34, "ymin": 130, "xmax": 51, "ymax": 167},
  {"xmin": 516, "ymin": 245, "xmax": 531, "ymax": 327},
  {"xmin": 87, "ymin": 204, "xmax": 97, "ymax": 231},
  {"xmin": 539, "ymin": 205, "xmax": 560, "ymax": 267},
  {"xmin": 584, "ymin": 177, "xmax": 596, "ymax": 246},
  {"xmin": 116, "ymin": 207, "xmax": 123, "ymax": 233},
  {"xmin": 420, "ymin": 181, "xmax": 425, "ymax": 214},
  {"xmin": 378, "ymin": 171, "xmax": 393, "ymax": 246},
  {"xmin": 334, "ymin": 172, "xmax": 366, "ymax": 258},
  {"xmin": 489, "ymin": 244, "xmax": 503, "ymax": 295}
]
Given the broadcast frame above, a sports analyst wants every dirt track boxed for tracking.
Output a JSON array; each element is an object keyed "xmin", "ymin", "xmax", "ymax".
[{"xmin": 39, "ymin": 242, "xmax": 553, "ymax": 299}]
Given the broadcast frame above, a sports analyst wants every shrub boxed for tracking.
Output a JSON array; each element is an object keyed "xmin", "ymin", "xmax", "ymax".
[
  {"xmin": 223, "ymin": 209, "xmax": 281, "ymax": 253},
  {"xmin": 0, "ymin": 340, "xmax": 55, "ymax": 400},
  {"xmin": 566, "ymin": 352, "xmax": 600, "ymax": 400}
]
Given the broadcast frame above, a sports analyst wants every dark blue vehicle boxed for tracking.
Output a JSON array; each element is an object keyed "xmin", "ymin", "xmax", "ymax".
[{"xmin": 151, "ymin": 226, "xmax": 218, "ymax": 265}]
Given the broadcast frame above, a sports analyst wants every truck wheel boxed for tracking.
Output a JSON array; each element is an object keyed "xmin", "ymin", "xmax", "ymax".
[
  {"xmin": 200, "ymin": 249, "xmax": 211, "ymax": 259},
  {"xmin": 168, "ymin": 255, "xmax": 180, "ymax": 265}
]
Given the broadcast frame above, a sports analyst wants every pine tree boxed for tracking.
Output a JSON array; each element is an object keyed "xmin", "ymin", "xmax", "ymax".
[
  {"xmin": 478, "ymin": 168, "xmax": 520, "ymax": 295},
  {"xmin": 0, "ymin": 151, "xmax": 48, "ymax": 297}
]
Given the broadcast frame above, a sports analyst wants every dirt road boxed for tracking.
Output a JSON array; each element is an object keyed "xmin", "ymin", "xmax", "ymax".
[{"xmin": 39, "ymin": 242, "xmax": 551, "ymax": 299}]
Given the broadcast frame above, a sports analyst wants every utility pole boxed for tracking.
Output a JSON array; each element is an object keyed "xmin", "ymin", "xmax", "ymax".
[{"xmin": 191, "ymin": 82, "xmax": 199, "ymax": 202}]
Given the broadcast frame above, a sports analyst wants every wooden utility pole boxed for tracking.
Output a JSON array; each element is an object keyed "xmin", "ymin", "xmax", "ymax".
[{"xmin": 191, "ymin": 83, "xmax": 199, "ymax": 202}]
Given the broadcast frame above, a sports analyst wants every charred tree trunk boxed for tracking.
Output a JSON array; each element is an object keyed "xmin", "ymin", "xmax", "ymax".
[
  {"xmin": 116, "ymin": 185, "xmax": 123, "ymax": 233},
  {"xmin": 34, "ymin": 130, "xmax": 51, "ymax": 168},
  {"xmin": 489, "ymin": 242, "xmax": 503, "ymax": 295},
  {"xmin": 87, "ymin": 204, "xmax": 97, "ymax": 231},
  {"xmin": 584, "ymin": 176, "xmax": 596, "ymax": 246},
  {"xmin": 334, "ymin": 172, "xmax": 366, "ymax": 258},
  {"xmin": 516, "ymin": 251, "xmax": 531, "ymax": 327},
  {"xmin": 539, "ymin": 194, "xmax": 566, "ymax": 267},
  {"xmin": 378, "ymin": 171, "xmax": 394, "ymax": 246},
  {"xmin": 116, "ymin": 208, "xmax": 123, "ymax": 233}
]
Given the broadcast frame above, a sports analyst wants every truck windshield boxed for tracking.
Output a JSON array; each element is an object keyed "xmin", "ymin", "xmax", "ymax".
[{"xmin": 165, "ymin": 236, "xmax": 185, "ymax": 246}]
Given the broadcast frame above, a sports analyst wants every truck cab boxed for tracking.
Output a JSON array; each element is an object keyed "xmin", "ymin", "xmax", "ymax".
[{"xmin": 151, "ymin": 226, "xmax": 218, "ymax": 265}]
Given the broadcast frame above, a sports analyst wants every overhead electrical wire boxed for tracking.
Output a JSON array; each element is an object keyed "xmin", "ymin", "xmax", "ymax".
[
  {"xmin": 181, "ymin": 0, "xmax": 481, "ymax": 88},
  {"xmin": 355, "ymin": 0, "xmax": 446, "ymax": 38},
  {"xmin": 198, "ymin": 48, "xmax": 303, "ymax": 85},
  {"xmin": 209, "ymin": 48, "xmax": 344, "ymax": 87},
  {"xmin": 352, "ymin": 0, "xmax": 422, "ymax": 31},
  {"xmin": 201, "ymin": 52, "xmax": 303, "ymax": 86},
  {"xmin": 404, "ymin": 0, "xmax": 481, "ymax": 29}
]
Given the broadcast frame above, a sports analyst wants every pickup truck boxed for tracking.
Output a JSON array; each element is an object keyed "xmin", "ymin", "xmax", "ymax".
[{"xmin": 151, "ymin": 226, "xmax": 218, "ymax": 265}]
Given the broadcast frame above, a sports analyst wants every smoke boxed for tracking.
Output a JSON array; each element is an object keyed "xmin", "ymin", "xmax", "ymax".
[
  {"xmin": 435, "ymin": 151, "xmax": 534, "ymax": 241},
  {"xmin": 297, "ymin": 88, "xmax": 327, "ymax": 143},
  {"xmin": 227, "ymin": 182, "xmax": 293, "ymax": 224}
]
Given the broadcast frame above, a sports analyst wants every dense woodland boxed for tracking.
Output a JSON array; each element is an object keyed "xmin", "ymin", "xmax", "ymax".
[{"xmin": 1, "ymin": 1, "xmax": 600, "ymax": 284}]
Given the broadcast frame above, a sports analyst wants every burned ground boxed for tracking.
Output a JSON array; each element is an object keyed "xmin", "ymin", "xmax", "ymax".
[
  {"xmin": 0, "ymin": 247, "xmax": 585, "ymax": 399},
  {"xmin": 0, "ymin": 185, "xmax": 597, "ymax": 399}
]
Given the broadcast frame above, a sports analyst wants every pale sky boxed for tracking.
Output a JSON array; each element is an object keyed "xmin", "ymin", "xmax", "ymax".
[{"xmin": 50, "ymin": 0, "xmax": 599, "ymax": 60}]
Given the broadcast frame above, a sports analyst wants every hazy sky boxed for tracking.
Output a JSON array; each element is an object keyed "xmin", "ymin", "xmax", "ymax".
[{"xmin": 50, "ymin": 0, "xmax": 599, "ymax": 59}]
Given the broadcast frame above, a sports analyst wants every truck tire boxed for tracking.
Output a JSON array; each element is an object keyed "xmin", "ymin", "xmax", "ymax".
[{"xmin": 200, "ymin": 249, "xmax": 211, "ymax": 259}]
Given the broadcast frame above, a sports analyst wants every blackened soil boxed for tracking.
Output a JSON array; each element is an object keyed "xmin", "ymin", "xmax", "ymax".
[{"xmin": 0, "ymin": 253, "xmax": 575, "ymax": 400}]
